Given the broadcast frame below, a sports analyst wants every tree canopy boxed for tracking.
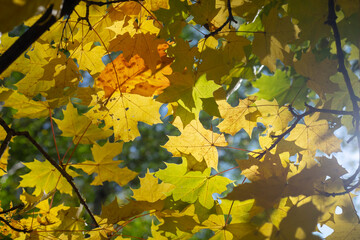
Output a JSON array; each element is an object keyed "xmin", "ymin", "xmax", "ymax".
[{"xmin": 0, "ymin": 0, "xmax": 359, "ymax": 239}]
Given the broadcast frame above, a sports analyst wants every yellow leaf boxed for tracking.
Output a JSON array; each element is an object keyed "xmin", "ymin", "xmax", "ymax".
[
  {"xmin": 132, "ymin": 171, "xmax": 174, "ymax": 202},
  {"xmin": 217, "ymin": 96, "xmax": 259, "ymax": 136},
  {"xmin": 20, "ymin": 159, "xmax": 79, "ymax": 196},
  {"xmin": 86, "ymin": 91, "xmax": 162, "ymax": 142},
  {"xmin": 256, "ymin": 99, "xmax": 292, "ymax": 132},
  {"xmin": 0, "ymin": 148, "xmax": 9, "ymax": 177},
  {"xmin": 107, "ymin": 17, "xmax": 161, "ymax": 36},
  {"xmin": 73, "ymin": 141, "xmax": 137, "ymax": 186},
  {"xmin": 71, "ymin": 42, "xmax": 106, "ymax": 75},
  {"xmin": 163, "ymin": 119, "xmax": 227, "ymax": 170},
  {"xmin": 144, "ymin": 0, "xmax": 170, "ymax": 11},
  {"xmin": 4, "ymin": 91, "xmax": 49, "ymax": 118},
  {"xmin": 56, "ymin": 207, "xmax": 85, "ymax": 237},
  {"xmin": 35, "ymin": 200, "xmax": 68, "ymax": 228},
  {"xmin": 7, "ymin": 42, "xmax": 58, "ymax": 95},
  {"xmin": 286, "ymin": 114, "xmax": 342, "ymax": 155},
  {"xmin": 54, "ymin": 102, "xmax": 112, "ymax": 144}
]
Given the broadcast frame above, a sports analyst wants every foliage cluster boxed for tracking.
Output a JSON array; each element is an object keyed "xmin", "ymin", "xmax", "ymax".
[{"xmin": 0, "ymin": 0, "xmax": 359, "ymax": 239}]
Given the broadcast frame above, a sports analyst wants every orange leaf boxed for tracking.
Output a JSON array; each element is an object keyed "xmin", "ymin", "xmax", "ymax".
[{"xmin": 96, "ymin": 53, "xmax": 171, "ymax": 98}]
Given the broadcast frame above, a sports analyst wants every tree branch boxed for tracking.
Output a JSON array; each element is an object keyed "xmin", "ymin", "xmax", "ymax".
[
  {"xmin": 205, "ymin": 0, "xmax": 238, "ymax": 38},
  {"xmin": 0, "ymin": 204, "xmax": 24, "ymax": 215},
  {"xmin": 0, "ymin": 118, "xmax": 99, "ymax": 228},
  {"xmin": 255, "ymin": 105, "xmax": 315, "ymax": 160},
  {"xmin": 0, "ymin": 216, "xmax": 31, "ymax": 233},
  {"xmin": 0, "ymin": 5, "xmax": 57, "ymax": 75},
  {"xmin": 304, "ymin": 102, "xmax": 354, "ymax": 116},
  {"xmin": 325, "ymin": 0, "xmax": 360, "ymax": 189}
]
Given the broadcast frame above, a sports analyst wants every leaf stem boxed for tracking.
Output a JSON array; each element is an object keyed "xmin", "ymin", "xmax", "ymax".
[{"xmin": 49, "ymin": 109, "xmax": 61, "ymax": 163}]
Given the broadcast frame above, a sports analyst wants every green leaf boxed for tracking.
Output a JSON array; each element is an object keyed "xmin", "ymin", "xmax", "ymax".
[{"xmin": 155, "ymin": 159, "xmax": 232, "ymax": 209}]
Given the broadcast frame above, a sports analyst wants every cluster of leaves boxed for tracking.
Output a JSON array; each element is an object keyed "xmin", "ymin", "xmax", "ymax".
[{"xmin": 0, "ymin": 0, "xmax": 359, "ymax": 239}]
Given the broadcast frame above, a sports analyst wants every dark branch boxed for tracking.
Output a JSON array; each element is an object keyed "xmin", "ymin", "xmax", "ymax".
[
  {"xmin": 304, "ymin": 103, "xmax": 354, "ymax": 116},
  {"xmin": 255, "ymin": 105, "xmax": 315, "ymax": 160},
  {"xmin": 0, "ymin": 216, "xmax": 31, "ymax": 233},
  {"xmin": 0, "ymin": 5, "xmax": 57, "ymax": 75},
  {"xmin": 205, "ymin": 0, "xmax": 238, "ymax": 38},
  {"xmin": 316, "ymin": 180, "xmax": 360, "ymax": 197},
  {"xmin": 0, "ymin": 118, "xmax": 99, "ymax": 228},
  {"xmin": 0, "ymin": 204, "xmax": 24, "ymax": 215},
  {"xmin": 324, "ymin": 0, "xmax": 360, "ymax": 190}
]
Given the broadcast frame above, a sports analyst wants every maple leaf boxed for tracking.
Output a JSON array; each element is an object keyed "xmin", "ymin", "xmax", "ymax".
[
  {"xmin": 95, "ymin": 53, "xmax": 170, "ymax": 98},
  {"xmin": 4, "ymin": 91, "xmax": 49, "ymax": 118},
  {"xmin": 195, "ymin": 205, "xmax": 263, "ymax": 239},
  {"xmin": 197, "ymin": 48, "xmax": 236, "ymax": 83},
  {"xmin": 237, "ymin": 152, "xmax": 289, "ymax": 182},
  {"xmin": 255, "ymin": 99, "xmax": 292, "ymax": 132},
  {"xmin": 12, "ymin": 41, "xmax": 58, "ymax": 97},
  {"xmin": 158, "ymin": 72, "xmax": 223, "ymax": 126},
  {"xmin": 109, "ymin": 32, "xmax": 166, "ymax": 72},
  {"xmin": 252, "ymin": 69, "xmax": 308, "ymax": 108},
  {"xmin": 286, "ymin": 113, "xmax": 342, "ymax": 155},
  {"xmin": 253, "ymin": 8, "xmax": 299, "ymax": 71},
  {"xmin": 163, "ymin": 119, "xmax": 227, "ymax": 170},
  {"xmin": 276, "ymin": 202, "xmax": 322, "ymax": 240},
  {"xmin": 0, "ymin": 0, "xmax": 359, "ymax": 238},
  {"xmin": 322, "ymin": 192, "xmax": 360, "ymax": 240},
  {"xmin": 35, "ymin": 200, "xmax": 68, "ymax": 228},
  {"xmin": 287, "ymin": 0, "xmax": 330, "ymax": 45},
  {"xmin": 294, "ymin": 50, "xmax": 339, "ymax": 98},
  {"xmin": 217, "ymin": 96, "xmax": 260, "ymax": 136},
  {"xmin": 71, "ymin": 1, "xmax": 117, "ymax": 45},
  {"xmin": 144, "ymin": 0, "xmax": 170, "ymax": 11},
  {"xmin": 101, "ymin": 197, "xmax": 164, "ymax": 225},
  {"xmin": 190, "ymin": 0, "xmax": 221, "ymax": 27},
  {"xmin": 229, "ymin": 0, "xmax": 266, "ymax": 21},
  {"xmin": 131, "ymin": 171, "xmax": 174, "ymax": 202},
  {"xmin": 0, "ymin": 145, "xmax": 9, "ymax": 176},
  {"xmin": 71, "ymin": 42, "xmax": 106, "ymax": 75},
  {"xmin": 155, "ymin": 159, "xmax": 232, "ymax": 209},
  {"xmin": 56, "ymin": 207, "xmax": 86, "ymax": 238},
  {"xmin": 72, "ymin": 141, "xmax": 137, "ymax": 186},
  {"xmin": 19, "ymin": 159, "xmax": 79, "ymax": 196},
  {"xmin": 54, "ymin": 102, "xmax": 112, "ymax": 144},
  {"xmin": 327, "ymin": 70, "xmax": 360, "ymax": 133},
  {"xmin": 86, "ymin": 91, "xmax": 163, "ymax": 141},
  {"xmin": 166, "ymin": 39, "xmax": 198, "ymax": 72},
  {"xmin": 220, "ymin": 199, "xmax": 255, "ymax": 224}
]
